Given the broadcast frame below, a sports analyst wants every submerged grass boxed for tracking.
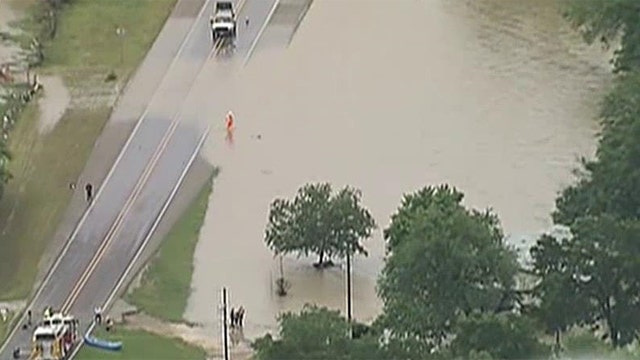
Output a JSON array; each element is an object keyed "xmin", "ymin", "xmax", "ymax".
[{"xmin": 0, "ymin": 321, "xmax": 8, "ymax": 344}]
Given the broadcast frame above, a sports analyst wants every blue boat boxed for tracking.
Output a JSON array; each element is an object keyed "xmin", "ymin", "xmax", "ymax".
[{"xmin": 84, "ymin": 335, "xmax": 123, "ymax": 352}]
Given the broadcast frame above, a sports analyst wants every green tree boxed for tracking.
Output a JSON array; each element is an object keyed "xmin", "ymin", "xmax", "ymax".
[
  {"xmin": 554, "ymin": 74, "xmax": 640, "ymax": 224},
  {"xmin": 564, "ymin": 0, "xmax": 640, "ymax": 73},
  {"xmin": 383, "ymin": 185, "xmax": 466, "ymax": 252},
  {"xmin": 529, "ymin": 235, "xmax": 589, "ymax": 349},
  {"xmin": 252, "ymin": 305, "xmax": 384, "ymax": 360},
  {"xmin": 448, "ymin": 313, "xmax": 549, "ymax": 360},
  {"xmin": 378, "ymin": 185, "xmax": 519, "ymax": 350},
  {"xmin": 264, "ymin": 183, "xmax": 376, "ymax": 268},
  {"xmin": 531, "ymin": 215, "xmax": 640, "ymax": 348}
]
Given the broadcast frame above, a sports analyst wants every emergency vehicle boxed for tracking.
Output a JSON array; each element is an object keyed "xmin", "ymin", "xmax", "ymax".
[{"xmin": 29, "ymin": 312, "xmax": 79, "ymax": 360}]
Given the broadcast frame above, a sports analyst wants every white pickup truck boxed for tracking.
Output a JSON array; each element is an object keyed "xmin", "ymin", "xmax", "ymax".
[{"xmin": 210, "ymin": 1, "xmax": 236, "ymax": 43}]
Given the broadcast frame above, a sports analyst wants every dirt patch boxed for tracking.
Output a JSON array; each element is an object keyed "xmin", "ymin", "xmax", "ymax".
[
  {"xmin": 37, "ymin": 75, "xmax": 70, "ymax": 134},
  {"xmin": 0, "ymin": 300, "xmax": 25, "ymax": 314},
  {"xmin": 0, "ymin": 300, "xmax": 25, "ymax": 334},
  {"xmin": 121, "ymin": 312, "xmax": 253, "ymax": 360}
]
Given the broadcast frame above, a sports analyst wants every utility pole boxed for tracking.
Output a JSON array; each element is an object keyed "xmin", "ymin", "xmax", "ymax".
[
  {"xmin": 221, "ymin": 287, "xmax": 230, "ymax": 360},
  {"xmin": 279, "ymin": 255, "xmax": 285, "ymax": 280},
  {"xmin": 346, "ymin": 245, "xmax": 353, "ymax": 338},
  {"xmin": 116, "ymin": 27, "xmax": 126, "ymax": 66}
]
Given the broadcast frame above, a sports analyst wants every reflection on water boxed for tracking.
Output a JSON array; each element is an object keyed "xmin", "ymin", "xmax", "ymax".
[{"xmin": 185, "ymin": 0, "xmax": 610, "ymax": 342}]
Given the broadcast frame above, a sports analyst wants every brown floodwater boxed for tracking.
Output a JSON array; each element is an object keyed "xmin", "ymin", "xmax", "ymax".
[
  {"xmin": 185, "ymin": 0, "xmax": 611, "ymax": 343},
  {"xmin": 0, "ymin": 0, "xmax": 22, "ymax": 85}
]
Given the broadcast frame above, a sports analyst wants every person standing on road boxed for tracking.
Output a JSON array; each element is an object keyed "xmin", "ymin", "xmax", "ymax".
[
  {"xmin": 85, "ymin": 183, "xmax": 93, "ymax": 203},
  {"xmin": 94, "ymin": 306, "xmax": 102, "ymax": 325},
  {"xmin": 225, "ymin": 111, "xmax": 235, "ymax": 145},
  {"xmin": 27, "ymin": 309, "xmax": 32, "ymax": 326},
  {"xmin": 225, "ymin": 111, "xmax": 235, "ymax": 133}
]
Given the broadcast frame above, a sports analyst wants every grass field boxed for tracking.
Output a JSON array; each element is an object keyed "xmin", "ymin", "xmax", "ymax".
[
  {"xmin": 75, "ymin": 328, "xmax": 206, "ymax": 360},
  {"xmin": 0, "ymin": 104, "xmax": 111, "ymax": 300},
  {"xmin": 0, "ymin": 321, "xmax": 9, "ymax": 345},
  {"xmin": 562, "ymin": 331, "xmax": 639, "ymax": 360},
  {"xmin": 43, "ymin": 0, "xmax": 178, "ymax": 87},
  {"xmin": 128, "ymin": 175, "xmax": 215, "ymax": 322},
  {"xmin": 0, "ymin": 0, "xmax": 178, "ymax": 300},
  {"xmin": 0, "ymin": 308, "xmax": 21, "ymax": 345}
]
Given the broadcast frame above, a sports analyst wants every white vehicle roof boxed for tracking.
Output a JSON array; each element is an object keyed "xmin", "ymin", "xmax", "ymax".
[
  {"xmin": 215, "ymin": 9, "xmax": 234, "ymax": 18},
  {"xmin": 33, "ymin": 326, "xmax": 55, "ymax": 336},
  {"xmin": 213, "ymin": 16, "xmax": 234, "ymax": 24},
  {"xmin": 43, "ymin": 316, "xmax": 62, "ymax": 328},
  {"xmin": 44, "ymin": 312, "xmax": 74, "ymax": 321}
]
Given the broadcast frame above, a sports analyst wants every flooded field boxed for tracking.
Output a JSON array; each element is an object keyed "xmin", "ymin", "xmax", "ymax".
[
  {"xmin": 185, "ymin": 0, "xmax": 611, "ymax": 342},
  {"xmin": 0, "ymin": 0, "xmax": 21, "ymax": 65}
]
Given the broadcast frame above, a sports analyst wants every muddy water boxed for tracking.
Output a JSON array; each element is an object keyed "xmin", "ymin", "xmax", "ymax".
[
  {"xmin": 186, "ymin": 0, "xmax": 610, "ymax": 342},
  {"xmin": 0, "ymin": 0, "xmax": 21, "ymax": 65}
]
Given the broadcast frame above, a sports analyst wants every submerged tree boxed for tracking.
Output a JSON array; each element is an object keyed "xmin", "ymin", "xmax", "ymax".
[
  {"xmin": 564, "ymin": 0, "xmax": 640, "ymax": 73},
  {"xmin": 554, "ymin": 74, "xmax": 640, "ymax": 224},
  {"xmin": 264, "ymin": 182, "xmax": 376, "ymax": 268}
]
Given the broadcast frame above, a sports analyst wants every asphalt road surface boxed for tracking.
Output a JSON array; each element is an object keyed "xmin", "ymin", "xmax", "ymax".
[{"xmin": 0, "ymin": 0, "xmax": 277, "ymax": 358}]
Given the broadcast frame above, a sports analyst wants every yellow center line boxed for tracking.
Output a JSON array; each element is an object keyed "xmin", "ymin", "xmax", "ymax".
[
  {"xmin": 59, "ymin": 39, "xmax": 227, "ymax": 314},
  {"xmin": 60, "ymin": 111, "xmax": 181, "ymax": 313}
]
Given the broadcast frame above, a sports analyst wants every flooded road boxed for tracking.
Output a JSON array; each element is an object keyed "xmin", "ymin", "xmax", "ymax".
[{"xmin": 185, "ymin": 0, "xmax": 610, "ymax": 342}]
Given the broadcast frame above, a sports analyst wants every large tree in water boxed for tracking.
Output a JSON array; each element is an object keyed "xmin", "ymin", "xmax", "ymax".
[{"xmin": 264, "ymin": 182, "xmax": 376, "ymax": 268}]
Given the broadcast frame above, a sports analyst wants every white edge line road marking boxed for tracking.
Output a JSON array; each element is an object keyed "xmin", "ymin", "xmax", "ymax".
[
  {"xmin": 60, "ymin": 38, "xmax": 222, "ymax": 314},
  {"xmin": 0, "ymin": 0, "xmax": 211, "ymax": 353},
  {"xmin": 243, "ymin": 0, "xmax": 280, "ymax": 67},
  {"xmin": 287, "ymin": 0, "xmax": 312, "ymax": 46},
  {"xmin": 68, "ymin": 126, "xmax": 211, "ymax": 360}
]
